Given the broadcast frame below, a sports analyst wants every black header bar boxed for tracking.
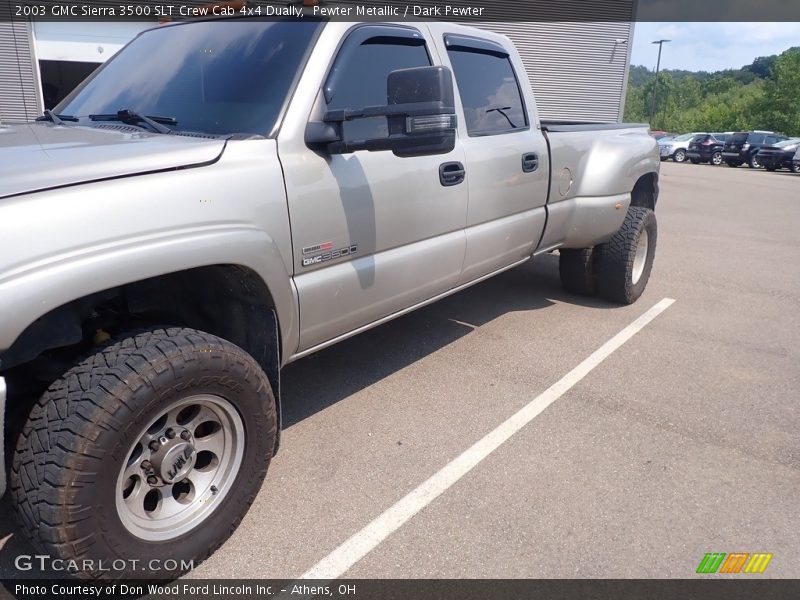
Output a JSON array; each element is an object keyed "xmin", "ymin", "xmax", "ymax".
[{"xmin": 2, "ymin": 0, "xmax": 800, "ymax": 22}]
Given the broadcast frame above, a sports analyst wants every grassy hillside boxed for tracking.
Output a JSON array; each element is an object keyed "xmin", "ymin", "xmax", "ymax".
[{"xmin": 624, "ymin": 48, "xmax": 800, "ymax": 135}]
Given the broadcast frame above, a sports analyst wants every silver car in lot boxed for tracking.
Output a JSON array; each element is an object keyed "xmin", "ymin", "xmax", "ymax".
[{"xmin": 658, "ymin": 132, "xmax": 704, "ymax": 163}]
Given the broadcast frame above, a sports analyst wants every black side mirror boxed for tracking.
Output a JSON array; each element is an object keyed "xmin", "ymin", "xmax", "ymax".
[
  {"xmin": 385, "ymin": 66, "xmax": 457, "ymax": 157},
  {"xmin": 306, "ymin": 65, "xmax": 457, "ymax": 157}
]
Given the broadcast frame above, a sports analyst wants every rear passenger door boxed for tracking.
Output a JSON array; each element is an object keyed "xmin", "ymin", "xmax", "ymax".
[{"xmin": 439, "ymin": 33, "xmax": 550, "ymax": 284}]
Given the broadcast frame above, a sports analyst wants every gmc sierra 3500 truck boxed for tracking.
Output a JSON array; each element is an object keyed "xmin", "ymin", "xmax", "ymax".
[{"xmin": 0, "ymin": 19, "xmax": 659, "ymax": 579}]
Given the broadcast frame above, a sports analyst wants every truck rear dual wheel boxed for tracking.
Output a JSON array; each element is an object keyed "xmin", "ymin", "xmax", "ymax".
[
  {"xmin": 10, "ymin": 327, "xmax": 276, "ymax": 579},
  {"xmin": 594, "ymin": 207, "xmax": 658, "ymax": 304},
  {"xmin": 558, "ymin": 248, "xmax": 596, "ymax": 296},
  {"xmin": 558, "ymin": 207, "xmax": 657, "ymax": 305}
]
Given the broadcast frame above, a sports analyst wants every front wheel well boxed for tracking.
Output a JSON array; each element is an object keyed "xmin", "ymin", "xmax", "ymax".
[{"xmin": 1, "ymin": 265, "xmax": 281, "ymax": 424}]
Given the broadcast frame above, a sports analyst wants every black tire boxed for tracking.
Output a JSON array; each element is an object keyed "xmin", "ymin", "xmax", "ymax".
[
  {"xmin": 594, "ymin": 207, "xmax": 657, "ymax": 305},
  {"xmin": 791, "ymin": 163, "xmax": 800, "ymax": 174},
  {"xmin": 748, "ymin": 154, "xmax": 761, "ymax": 169},
  {"xmin": 711, "ymin": 152, "xmax": 723, "ymax": 166},
  {"xmin": 10, "ymin": 327, "xmax": 276, "ymax": 580},
  {"xmin": 673, "ymin": 149, "xmax": 686, "ymax": 163},
  {"xmin": 559, "ymin": 248, "xmax": 596, "ymax": 296}
]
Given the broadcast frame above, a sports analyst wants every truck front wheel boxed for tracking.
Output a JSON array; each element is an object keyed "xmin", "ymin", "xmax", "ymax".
[
  {"xmin": 10, "ymin": 327, "xmax": 276, "ymax": 579},
  {"xmin": 594, "ymin": 207, "xmax": 657, "ymax": 304}
]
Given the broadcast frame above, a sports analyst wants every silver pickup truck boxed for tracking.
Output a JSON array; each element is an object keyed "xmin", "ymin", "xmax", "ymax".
[{"xmin": 0, "ymin": 19, "xmax": 659, "ymax": 578}]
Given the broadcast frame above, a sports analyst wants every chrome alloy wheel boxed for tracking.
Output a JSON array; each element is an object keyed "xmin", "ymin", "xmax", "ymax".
[
  {"xmin": 631, "ymin": 228, "xmax": 649, "ymax": 286},
  {"xmin": 115, "ymin": 395, "xmax": 244, "ymax": 541}
]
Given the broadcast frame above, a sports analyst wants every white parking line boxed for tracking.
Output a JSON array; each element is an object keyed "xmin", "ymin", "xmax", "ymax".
[{"xmin": 300, "ymin": 298, "xmax": 676, "ymax": 580}]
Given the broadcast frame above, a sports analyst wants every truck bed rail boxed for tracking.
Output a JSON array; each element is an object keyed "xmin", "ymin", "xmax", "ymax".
[{"xmin": 541, "ymin": 122, "xmax": 650, "ymax": 132}]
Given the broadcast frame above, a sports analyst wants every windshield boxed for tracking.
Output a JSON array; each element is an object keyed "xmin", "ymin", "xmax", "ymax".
[
  {"xmin": 671, "ymin": 133, "xmax": 695, "ymax": 142},
  {"xmin": 57, "ymin": 20, "xmax": 322, "ymax": 137}
]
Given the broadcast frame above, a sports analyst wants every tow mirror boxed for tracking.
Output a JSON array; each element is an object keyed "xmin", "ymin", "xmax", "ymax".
[{"xmin": 305, "ymin": 65, "xmax": 457, "ymax": 157}]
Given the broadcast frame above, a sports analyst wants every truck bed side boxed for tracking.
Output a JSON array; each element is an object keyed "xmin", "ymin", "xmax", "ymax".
[{"xmin": 537, "ymin": 123, "xmax": 660, "ymax": 251}]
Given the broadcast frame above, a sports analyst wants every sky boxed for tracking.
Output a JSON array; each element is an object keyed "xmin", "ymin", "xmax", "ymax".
[{"xmin": 631, "ymin": 22, "xmax": 800, "ymax": 72}]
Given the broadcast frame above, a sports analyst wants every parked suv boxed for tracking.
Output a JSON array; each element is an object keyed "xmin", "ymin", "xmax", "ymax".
[
  {"xmin": 756, "ymin": 138, "xmax": 800, "ymax": 173},
  {"xmin": 658, "ymin": 132, "xmax": 702, "ymax": 162},
  {"xmin": 687, "ymin": 133, "xmax": 729, "ymax": 165},
  {"xmin": 722, "ymin": 131, "xmax": 788, "ymax": 168}
]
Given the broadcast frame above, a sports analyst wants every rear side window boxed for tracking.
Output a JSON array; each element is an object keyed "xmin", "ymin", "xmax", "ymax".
[
  {"xmin": 749, "ymin": 134, "xmax": 766, "ymax": 144},
  {"xmin": 326, "ymin": 29, "xmax": 431, "ymax": 142},
  {"xmin": 446, "ymin": 45, "xmax": 527, "ymax": 136}
]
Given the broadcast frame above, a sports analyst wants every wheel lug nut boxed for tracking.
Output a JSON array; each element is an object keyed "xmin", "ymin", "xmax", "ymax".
[
  {"xmin": 149, "ymin": 440, "xmax": 160, "ymax": 452},
  {"xmin": 166, "ymin": 428, "xmax": 176, "ymax": 439},
  {"xmin": 147, "ymin": 476, "xmax": 159, "ymax": 486},
  {"xmin": 141, "ymin": 460, "xmax": 152, "ymax": 470},
  {"xmin": 180, "ymin": 430, "xmax": 191, "ymax": 441}
]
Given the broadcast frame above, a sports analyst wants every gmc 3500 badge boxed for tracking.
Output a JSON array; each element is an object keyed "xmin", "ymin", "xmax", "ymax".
[{"xmin": 302, "ymin": 242, "xmax": 359, "ymax": 267}]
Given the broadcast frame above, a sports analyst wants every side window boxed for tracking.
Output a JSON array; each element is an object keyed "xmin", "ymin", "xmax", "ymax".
[
  {"xmin": 446, "ymin": 43, "xmax": 527, "ymax": 136},
  {"xmin": 326, "ymin": 29, "xmax": 431, "ymax": 142},
  {"xmin": 750, "ymin": 134, "xmax": 765, "ymax": 145},
  {"xmin": 765, "ymin": 135, "xmax": 779, "ymax": 145}
]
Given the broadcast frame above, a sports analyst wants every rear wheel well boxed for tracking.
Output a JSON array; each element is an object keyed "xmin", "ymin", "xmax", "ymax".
[
  {"xmin": 630, "ymin": 172, "xmax": 658, "ymax": 211},
  {"xmin": 1, "ymin": 265, "xmax": 282, "ymax": 437}
]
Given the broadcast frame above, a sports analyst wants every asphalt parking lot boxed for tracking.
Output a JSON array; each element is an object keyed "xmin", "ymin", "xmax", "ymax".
[{"xmin": 1, "ymin": 161, "xmax": 798, "ymax": 580}]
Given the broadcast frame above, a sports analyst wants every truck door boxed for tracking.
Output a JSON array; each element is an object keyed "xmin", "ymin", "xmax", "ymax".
[
  {"xmin": 439, "ymin": 33, "xmax": 550, "ymax": 284},
  {"xmin": 278, "ymin": 24, "xmax": 468, "ymax": 353}
]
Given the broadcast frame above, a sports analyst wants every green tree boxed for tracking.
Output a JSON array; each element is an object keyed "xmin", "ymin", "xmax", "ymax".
[
  {"xmin": 623, "ymin": 47, "xmax": 799, "ymax": 135},
  {"xmin": 746, "ymin": 55, "xmax": 777, "ymax": 78},
  {"xmin": 758, "ymin": 49, "xmax": 800, "ymax": 134}
]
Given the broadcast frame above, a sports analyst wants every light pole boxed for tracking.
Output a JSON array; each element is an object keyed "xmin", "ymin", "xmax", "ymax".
[{"xmin": 650, "ymin": 39, "xmax": 671, "ymax": 128}]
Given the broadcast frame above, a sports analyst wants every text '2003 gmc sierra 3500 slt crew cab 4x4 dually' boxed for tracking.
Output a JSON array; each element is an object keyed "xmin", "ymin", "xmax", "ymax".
[{"xmin": 0, "ymin": 18, "xmax": 659, "ymax": 578}]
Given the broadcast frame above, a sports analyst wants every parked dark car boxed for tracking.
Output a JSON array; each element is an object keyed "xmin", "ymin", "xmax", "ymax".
[
  {"xmin": 687, "ymin": 133, "xmax": 729, "ymax": 165},
  {"xmin": 794, "ymin": 147, "xmax": 800, "ymax": 173},
  {"xmin": 722, "ymin": 131, "xmax": 788, "ymax": 168},
  {"xmin": 756, "ymin": 138, "xmax": 800, "ymax": 173}
]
